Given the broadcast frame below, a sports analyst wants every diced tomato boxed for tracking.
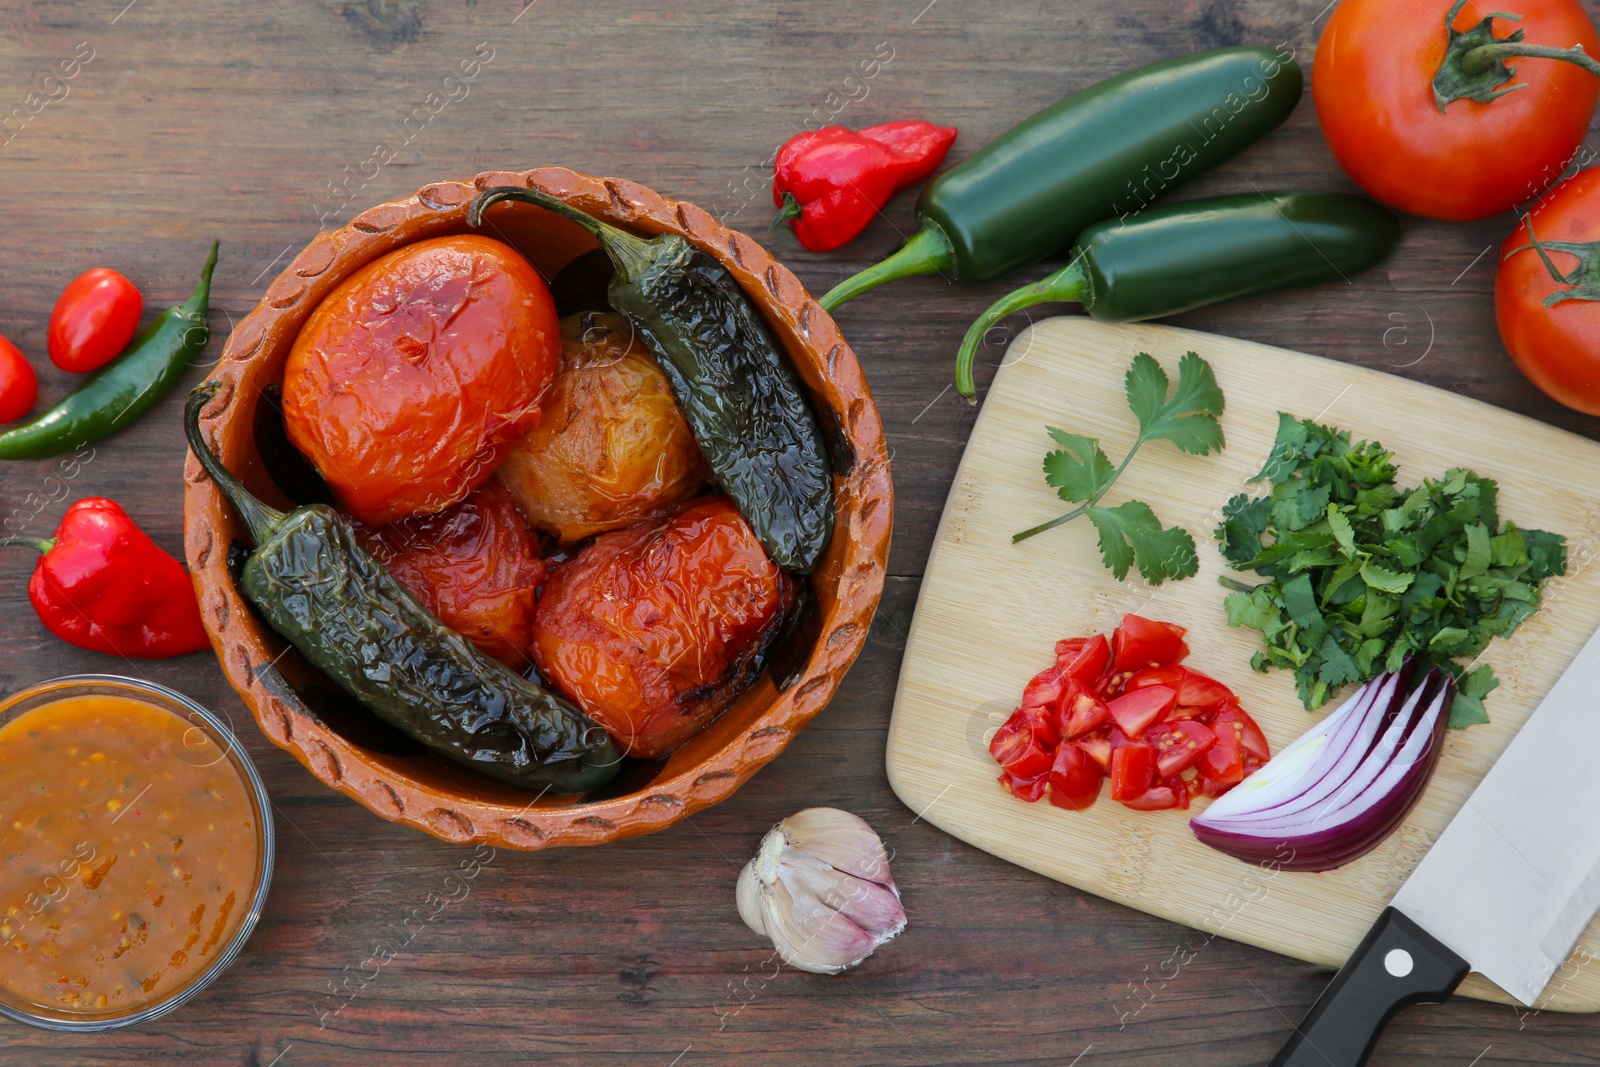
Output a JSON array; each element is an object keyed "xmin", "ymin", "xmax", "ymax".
[
  {"xmin": 1122, "ymin": 785, "xmax": 1180, "ymax": 810},
  {"xmin": 1109, "ymin": 744, "xmax": 1157, "ymax": 801},
  {"xmin": 1198, "ymin": 725, "xmax": 1244, "ymax": 788},
  {"xmin": 1000, "ymin": 771, "xmax": 1049, "ymax": 803},
  {"xmin": 1057, "ymin": 633, "xmax": 1110, "ymax": 688},
  {"xmin": 1210, "ymin": 704, "xmax": 1271, "ymax": 761},
  {"xmin": 989, "ymin": 713, "xmax": 1054, "ymax": 779},
  {"xmin": 1047, "ymin": 744, "xmax": 1102, "ymax": 811},
  {"xmin": 1075, "ymin": 734, "xmax": 1112, "ymax": 769},
  {"xmin": 1106, "ymin": 685, "xmax": 1176, "ymax": 739},
  {"xmin": 1058, "ymin": 683, "xmax": 1110, "ymax": 740},
  {"xmin": 1162, "ymin": 775, "xmax": 1192, "ymax": 810},
  {"xmin": 1147, "ymin": 720, "xmax": 1217, "ymax": 778},
  {"xmin": 1020, "ymin": 665, "xmax": 1065, "ymax": 712},
  {"xmin": 1110, "ymin": 614, "xmax": 1189, "ymax": 675},
  {"xmin": 1124, "ymin": 664, "xmax": 1236, "ymax": 707}
]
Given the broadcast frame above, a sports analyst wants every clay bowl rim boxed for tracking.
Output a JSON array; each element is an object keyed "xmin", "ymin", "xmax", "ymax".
[{"xmin": 181, "ymin": 167, "xmax": 892, "ymax": 850}]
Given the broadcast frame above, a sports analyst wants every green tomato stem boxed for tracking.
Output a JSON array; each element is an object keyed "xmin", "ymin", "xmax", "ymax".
[
  {"xmin": 1433, "ymin": 0, "xmax": 1600, "ymax": 110},
  {"xmin": 956, "ymin": 257, "xmax": 1089, "ymax": 402}
]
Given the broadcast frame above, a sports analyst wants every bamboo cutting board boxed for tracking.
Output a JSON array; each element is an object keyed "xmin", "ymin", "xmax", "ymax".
[{"xmin": 886, "ymin": 317, "xmax": 1600, "ymax": 1011}]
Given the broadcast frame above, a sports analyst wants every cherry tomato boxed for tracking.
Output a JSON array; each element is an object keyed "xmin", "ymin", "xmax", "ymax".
[
  {"xmin": 1314, "ymin": 0, "xmax": 1600, "ymax": 221},
  {"xmin": 1109, "ymin": 614, "xmax": 1188, "ymax": 676},
  {"xmin": 1496, "ymin": 168, "xmax": 1600, "ymax": 412},
  {"xmin": 1047, "ymin": 744, "xmax": 1102, "ymax": 811},
  {"xmin": 1106, "ymin": 685, "xmax": 1176, "ymax": 739},
  {"xmin": 1109, "ymin": 744, "xmax": 1157, "ymax": 802},
  {"xmin": 48, "ymin": 268, "xmax": 143, "ymax": 373},
  {"xmin": 0, "ymin": 334, "xmax": 39, "ymax": 423}
]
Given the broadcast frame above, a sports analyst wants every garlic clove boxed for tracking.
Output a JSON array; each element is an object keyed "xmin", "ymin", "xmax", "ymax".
[
  {"xmin": 775, "ymin": 849, "xmax": 906, "ymax": 938},
  {"xmin": 735, "ymin": 859, "xmax": 766, "ymax": 935},
  {"xmin": 760, "ymin": 872, "xmax": 882, "ymax": 975},
  {"xmin": 777, "ymin": 807, "xmax": 897, "ymax": 888}
]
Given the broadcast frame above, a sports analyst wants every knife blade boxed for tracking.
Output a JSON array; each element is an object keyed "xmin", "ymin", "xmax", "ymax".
[{"xmin": 1268, "ymin": 622, "xmax": 1600, "ymax": 1066}]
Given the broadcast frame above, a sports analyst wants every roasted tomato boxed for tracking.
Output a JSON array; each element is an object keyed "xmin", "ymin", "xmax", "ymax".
[
  {"xmin": 496, "ymin": 313, "xmax": 707, "ymax": 542},
  {"xmin": 1496, "ymin": 167, "xmax": 1600, "ymax": 413},
  {"xmin": 350, "ymin": 481, "xmax": 546, "ymax": 671},
  {"xmin": 1314, "ymin": 0, "xmax": 1600, "ymax": 221},
  {"xmin": 282, "ymin": 235, "xmax": 559, "ymax": 525},
  {"xmin": 532, "ymin": 497, "xmax": 793, "ymax": 758}
]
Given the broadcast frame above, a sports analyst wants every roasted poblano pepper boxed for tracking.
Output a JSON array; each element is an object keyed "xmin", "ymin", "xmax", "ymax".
[
  {"xmin": 467, "ymin": 187, "xmax": 834, "ymax": 575},
  {"xmin": 954, "ymin": 191, "xmax": 1401, "ymax": 399},
  {"xmin": 185, "ymin": 382, "xmax": 620, "ymax": 792}
]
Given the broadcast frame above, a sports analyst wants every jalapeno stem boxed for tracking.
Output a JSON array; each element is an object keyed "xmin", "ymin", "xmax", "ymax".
[
  {"xmin": 817, "ymin": 225, "xmax": 956, "ymax": 312},
  {"xmin": 184, "ymin": 381, "xmax": 286, "ymax": 547},
  {"xmin": 468, "ymin": 187, "xmax": 657, "ymax": 283},
  {"xmin": 954, "ymin": 257, "xmax": 1089, "ymax": 402},
  {"xmin": 1433, "ymin": 0, "xmax": 1600, "ymax": 110}
]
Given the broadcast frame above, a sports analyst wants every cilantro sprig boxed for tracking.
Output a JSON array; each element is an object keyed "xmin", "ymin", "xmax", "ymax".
[
  {"xmin": 1217, "ymin": 414, "xmax": 1568, "ymax": 724},
  {"xmin": 1015, "ymin": 351, "xmax": 1224, "ymax": 586}
]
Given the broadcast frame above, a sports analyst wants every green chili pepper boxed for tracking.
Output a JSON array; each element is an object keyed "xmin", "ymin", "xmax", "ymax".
[
  {"xmin": 819, "ymin": 46, "xmax": 1303, "ymax": 311},
  {"xmin": 0, "ymin": 242, "xmax": 217, "ymax": 460},
  {"xmin": 468, "ymin": 186, "xmax": 834, "ymax": 574},
  {"xmin": 954, "ymin": 192, "xmax": 1401, "ymax": 399},
  {"xmin": 184, "ymin": 381, "xmax": 621, "ymax": 792}
]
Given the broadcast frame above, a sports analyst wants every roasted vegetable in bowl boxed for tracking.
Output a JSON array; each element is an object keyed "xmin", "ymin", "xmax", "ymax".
[
  {"xmin": 533, "ymin": 497, "xmax": 796, "ymax": 759},
  {"xmin": 496, "ymin": 313, "xmax": 708, "ymax": 541},
  {"xmin": 282, "ymin": 235, "xmax": 560, "ymax": 524}
]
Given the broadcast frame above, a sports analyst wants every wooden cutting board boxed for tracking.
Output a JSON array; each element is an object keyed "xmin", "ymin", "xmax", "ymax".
[{"xmin": 886, "ymin": 317, "xmax": 1600, "ymax": 1012}]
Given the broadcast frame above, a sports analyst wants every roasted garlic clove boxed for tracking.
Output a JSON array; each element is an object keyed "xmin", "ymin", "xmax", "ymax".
[{"xmin": 735, "ymin": 807, "xmax": 906, "ymax": 974}]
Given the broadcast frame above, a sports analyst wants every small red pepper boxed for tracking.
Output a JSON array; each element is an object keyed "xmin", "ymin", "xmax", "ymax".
[
  {"xmin": 1, "ymin": 497, "xmax": 210, "ymax": 658},
  {"xmin": 772, "ymin": 121, "xmax": 958, "ymax": 252}
]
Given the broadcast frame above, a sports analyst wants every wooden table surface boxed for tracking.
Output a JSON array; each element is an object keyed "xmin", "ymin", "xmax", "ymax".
[{"xmin": 2, "ymin": 1, "xmax": 1596, "ymax": 1063}]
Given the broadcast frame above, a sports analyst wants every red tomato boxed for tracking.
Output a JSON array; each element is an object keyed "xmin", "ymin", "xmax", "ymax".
[
  {"xmin": 1123, "ymin": 664, "xmax": 1236, "ymax": 707},
  {"xmin": 1109, "ymin": 744, "xmax": 1157, "ymax": 801},
  {"xmin": 1211, "ymin": 704, "xmax": 1271, "ymax": 761},
  {"xmin": 1057, "ymin": 683, "xmax": 1110, "ymax": 740},
  {"xmin": 1020, "ymin": 664, "xmax": 1066, "ymax": 712},
  {"xmin": 0, "ymin": 334, "xmax": 38, "ymax": 423},
  {"xmin": 1148, "ymin": 720, "xmax": 1217, "ymax": 778},
  {"xmin": 1047, "ymin": 744, "xmax": 1102, "ymax": 811},
  {"xmin": 1314, "ymin": 0, "xmax": 1600, "ymax": 221},
  {"xmin": 1076, "ymin": 734, "xmax": 1112, "ymax": 770},
  {"xmin": 1001, "ymin": 771, "xmax": 1049, "ymax": 803},
  {"xmin": 48, "ymin": 268, "xmax": 143, "ymax": 373},
  {"xmin": 1056, "ymin": 632, "xmax": 1110, "ymax": 686},
  {"xmin": 1106, "ymin": 685, "xmax": 1176, "ymax": 739},
  {"xmin": 990, "ymin": 713, "xmax": 1055, "ymax": 779},
  {"xmin": 1496, "ymin": 168, "xmax": 1600, "ymax": 413},
  {"xmin": 1123, "ymin": 784, "xmax": 1182, "ymax": 811},
  {"xmin": 1109, "ymin": 614, "xmax": 1188, "ymax": 676},
  {"xmin": 1198, "ymin": 727, "xmax": 1245, "ymax": 793}
]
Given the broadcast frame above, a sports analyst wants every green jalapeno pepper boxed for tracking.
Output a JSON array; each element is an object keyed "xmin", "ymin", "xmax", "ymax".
[
  {"xmin": 0, "ymin": 242, "xmax": 217, "ymax": 460},
  {"xmin": 819, "ymin": 46, "xmax": 1303, "ymax": 311},
  {"xmin": 468, "ymin": 186, "xmax": 834, "ymax": 574},
  {"xmin": 954, "ymin": 191, "xmax": 1401, "ymax": 399},
  {"xmin": 184, "ymin": 382, "xmax": 621, "ymax": 792}
]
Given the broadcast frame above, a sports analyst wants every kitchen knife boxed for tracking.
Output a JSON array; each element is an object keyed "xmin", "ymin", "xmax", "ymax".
[{"xmin": 1268, "ymin": 622, "xmax": 1600, "ymax": 1066}]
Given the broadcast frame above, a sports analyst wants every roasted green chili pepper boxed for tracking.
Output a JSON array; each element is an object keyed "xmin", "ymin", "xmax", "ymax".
[
  {"xmin": 184, "ymin": 381, "xmax": 620, "ymax": 792},
  {"xmin": 0, "ymin": 242, "xmax": 217, "ymax": 460},
  {"xmin": 819, "ymin": 46, "xmax": 1302, "ymax": 311},
  {"xmin": 469, "ymin": 186, "xmax": 834, "ymax": 574},
  {"xmin": 954, "ymin": 191, "xmax": 1400, "ymax": 399}
]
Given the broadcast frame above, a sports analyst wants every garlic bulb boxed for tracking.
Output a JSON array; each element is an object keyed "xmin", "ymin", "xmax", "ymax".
[{"xmin": 736, "ymin": 807, "xmax": 906, "ymax": 974}]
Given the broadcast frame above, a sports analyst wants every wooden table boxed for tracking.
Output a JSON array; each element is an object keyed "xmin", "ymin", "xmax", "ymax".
[{"xmin": 1, "ymin": 2, "xmax": 1595, "ymax": 1063}]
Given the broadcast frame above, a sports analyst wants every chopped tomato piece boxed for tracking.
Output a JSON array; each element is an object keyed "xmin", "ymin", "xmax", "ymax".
[
  {"xmin": 1109, "ymin": 744, "xmax": 1157, "ymax": 801},
  {"xmin": 1020, "ymin": 665, "xmax": 1065, "ymax": 712},
  {"xmin": 1058, "ymin": 683, "xmax": 1111, "ymax": 740},
  {"xmin": 1106, "ymin": 685, "xmax": 1176, "ymax": 739},
  {"xmin": 1000, "ymin": 771, "xmax": 1048, "ymax": 803},
  {"xmin": 989, "ymin": 713, "xmax": 1054, "ymax": 779},
  {"xmin": 1148, "ymin": 720, "xmax": 1217, "ymax": 778},
  {"xmin": 1057, "ymin": 632, "xmax": 1110, "ymax": 687},
  {"xmin": 1198, "ymin": 725, "xmax": 1244, "ymax": 788},
  {"xmin": 1110, "ymin": 614, "xmax": 1189, "ymax": 675},
  {"xmin": 1075, "ymin": 734, "xmax": 1113, "ymax": 769},
  {"xmin": 1211, "ymin": 704, "xmax": 1271, "ymax": 761},
  {"xmin": 1122, "ymin": 785, "xmax": 1179, "ymax": 811},
  {"xmin": 1047, "ymin": 744, "xmax": 1102, "ymax": 811},
  {"xmin": 1123, "ymin": 664, "xmax": 1236, "ymax": 707}
]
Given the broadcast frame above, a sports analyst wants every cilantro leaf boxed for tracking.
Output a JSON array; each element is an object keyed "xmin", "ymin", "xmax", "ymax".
[
  {"xmin": 1087, "ymin": 500, "xmax": 1198, "ymax": 586},
  {"xmin": 1125, "ymin": 351, "xmax": 1225, "ymax": 456},
  {"xmin": 1448, "ymin": 664, "xmax": 1497, "ymax": 728},
  {"xmin": 1042, "ymin": 428, "xmax": 1116, "ymax": 504}
]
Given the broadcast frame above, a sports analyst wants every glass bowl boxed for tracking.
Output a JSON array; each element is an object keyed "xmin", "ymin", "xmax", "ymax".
[{"xmin": 0, "ymin": 674, "xmax": 274, "ymax": 1032}]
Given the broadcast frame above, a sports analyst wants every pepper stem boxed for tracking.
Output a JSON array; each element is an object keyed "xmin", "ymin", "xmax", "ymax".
[
  {"xmin": 184, "ymin": 381, "xmax": 286, "ymax": 547},
  {"xmin": 186, "ymin": 240, "xmax": 219, "ymax": 313},
  {"xmin": 817, "ymin": 225, "xmax": 956, "ymax": 312},
  {"xmin": 1432, "ymin": 0, "xmax": 1600, "ymax": 110},
  {"xmin": 0, "ymin": 537, "xmax": 55, "ymax": 555},
  {"xmin": 955, "ymin": 258, "xmax": 1090, "ymax": 402},
  {"xmin": 770, "ymin": 191, "xmax": 804, "ymax": 232},
  {"xmin": 468, "ymin": 186, "xmax": 657, "ymax": 284}
]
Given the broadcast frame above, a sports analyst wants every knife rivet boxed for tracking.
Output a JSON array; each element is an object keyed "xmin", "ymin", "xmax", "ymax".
[{"xmin": 1384, "ymin": 949, "xmax": 1414, "ymax": 978}]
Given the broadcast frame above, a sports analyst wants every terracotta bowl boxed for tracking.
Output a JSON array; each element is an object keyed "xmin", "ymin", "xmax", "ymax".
[{"xmin": 182, "ymin": 168, "xmax": 891, "ymax": 850}]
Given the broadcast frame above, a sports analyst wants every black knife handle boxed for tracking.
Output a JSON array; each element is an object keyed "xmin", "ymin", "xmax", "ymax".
[{"xmin": 1268, "ymin": 907, "xmax": 1469, "ymax": 1067}]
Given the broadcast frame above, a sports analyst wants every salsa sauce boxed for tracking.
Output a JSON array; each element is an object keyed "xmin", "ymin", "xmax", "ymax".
[{"xmin": 0, "ymin": 694, "xmax": 259, "ymax": 1016}]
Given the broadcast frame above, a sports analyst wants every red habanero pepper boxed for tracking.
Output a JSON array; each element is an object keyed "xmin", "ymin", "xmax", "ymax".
[
  {"xmin": 0, "ymin": 497, "xmax": 209, "ymax": 657},
  {"xmin": 772, "ymin": 121, "xmax": 958, "ymax": 252}
]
